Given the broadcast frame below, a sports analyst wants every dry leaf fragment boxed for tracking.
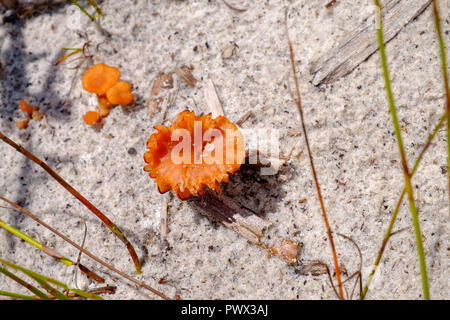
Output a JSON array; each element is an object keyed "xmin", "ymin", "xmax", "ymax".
[
  {"xmin": 266, "ymin": 237, "xmax": 302, "ymax": 265},
  {"xmin": 147, "ymin": 72, "xmax": 173, "ymax": 116},
  {"xmin": 222, "ymin": 44, "xmax": 236, "ymax": 59},
  {"xmin": 295, "ymin": 261, "xmax": 329, "ymax": 276},
  {"xmin": 287, "ymin": 129, "xmax": 301, "ymax": 136},
  {"xmin": 175, "ymin": 66, "xmax": 197, "ymax": 88}
]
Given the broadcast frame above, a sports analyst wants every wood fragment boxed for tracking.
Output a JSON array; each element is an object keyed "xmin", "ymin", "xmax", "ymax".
[
  {"xmin": 189, "ymin": 190, "xmax": 271, "ymax": 244},
  {"xmin": 160, "ymin": 194, "xmax": 169, "ymax": 239},
  {"xmin": 310, "ymin": 0, "xmax": 431, "ymax": 86},
  {"xmin": 236, "ymin": 111, "xmax": 253, "ymax": 126},
  {"xmin": 189, "ymin": 190, "xmax": 301, "ymax": 264},
  {"xmin": 175, "ymin": 65, "xmax": 197, "ymax": 88},
  {"xmin": 203, "ymin": 79, "xmax": 225, "ymax": 118}
]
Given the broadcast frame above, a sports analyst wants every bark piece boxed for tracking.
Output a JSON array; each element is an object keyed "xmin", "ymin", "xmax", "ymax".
[
  {"xmin": 189, "ymin": 189, "xmax": 271, "ymax": 244},
  {"xmin": 310, "ymin": 0, "xmax": 431, "ymax": 86},
  {"xmin": 189, "ymin": 190, "xmax": 302, "ymax": 263}
]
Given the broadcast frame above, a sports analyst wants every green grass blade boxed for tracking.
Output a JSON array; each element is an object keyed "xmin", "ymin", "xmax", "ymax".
[
  {"xmin": 0, "ymin": 216, "xmax": 73, "ymax": 266},
  {"xmin": 0, "ymin": 290, "xmax": 39, "ymax": 300},
  {"xmin": 87, "ymin": 0, "xmax": 102, "ymax": 17},
  {"xmin": 0, "ymin": 258, "xmax": 70, "ymax": 300},
  {"xmin": 432, "ymin": 0, "xmax": 450, "ymax": 197},
  {"xmin": 0, "ymin": 265, "xmax": 51, "ymax": 300},
  {"xmin": 361, "ymin": 110, "xmax": 446, "ymax": 299},
  {"xmin": 0, "ymin": 218, "xmax": 42, "ymax": 249},
  {"xmin": 69, "ymin": 0, "xmax": 95, "ymax": 21},
  {"xmin": 0, "ymin": 258, "xmax": 103, "ymax": 300},
  {"xmin": 373, "ymin": 0, "xmax": 430, "ymax": 299}
]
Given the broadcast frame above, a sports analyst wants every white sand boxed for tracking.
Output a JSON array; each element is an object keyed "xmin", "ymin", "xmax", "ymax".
[{"xmin": 0, "ymin": 0, "xmax": 448, "ymax": 299}]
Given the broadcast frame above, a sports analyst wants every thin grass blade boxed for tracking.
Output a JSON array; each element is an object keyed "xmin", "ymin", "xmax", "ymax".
[{"xmin": 0, "ymin": 265, "xmax": 51, "ymax": 300}]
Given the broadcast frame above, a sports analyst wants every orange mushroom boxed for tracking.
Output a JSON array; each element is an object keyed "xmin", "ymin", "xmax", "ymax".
[
  {"xmin": 19, "ymin": 100, "xmax": 32, "ymax": 114},
  {"xmin": 83, "ymin": 110, "xmax": 101, "ymax": 125},
  {"xmin": 97, "ymin": 95, "xmax": 113, "ymax": 117},
  {"xmin": 82, "ymin": 63, "xmax": 120, "ymax": 95},
  {"xmin": 106, "ymin": 81, "xmax": 134, "ymax": 106},
  {"xmin": 144, "ymin": 110, "xmax": 245, "ymax": 199},
  {"xmin": 16, "ymin": 120, "xmax": 29, "ymax": 130}
]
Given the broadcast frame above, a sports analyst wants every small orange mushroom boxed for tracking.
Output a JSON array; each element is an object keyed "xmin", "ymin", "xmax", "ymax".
[
  {"xmin": 144, "ymin": 110, "xmax": 245, "ymax": 199},
  {"xmin": 19, "ymin": 100, "xmax": 32, "ymax": 114},
  {"xmin": 82, "ymin": 63, "xmax": 120, "ymax": 95},
  {"xmin": 16, "ymin": 120, "xmax": 29, "ymax": 130},
  {"xmin": 106, "ymin": 81, "xmax": 134, "ymax": 106},
  {"xmin": 97, "ymin": 95, "xmax": 113, "ymax": 117},
  {"xmin": 83, "ymin": 110, "xmax": 101, "ymax": 125}
]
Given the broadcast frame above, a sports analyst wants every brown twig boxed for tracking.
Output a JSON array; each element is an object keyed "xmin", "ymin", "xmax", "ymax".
[
  {"xmin": 0, "ymin": 131, "xmax": 142, "ymax": 274},
  {"xmin": 285, "ymin": 7, "xmax": 344, "ymax": 299},
  {"xmin": 0, "ymin": 196, "xmax": 170, "ymax": 300},
  {"xmin": 236, "ymin": 111, "xmax": 253, "ymax": 127}
]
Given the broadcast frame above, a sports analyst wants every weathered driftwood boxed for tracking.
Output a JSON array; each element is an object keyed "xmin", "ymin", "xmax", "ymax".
[
  {"xmin": 189, "ymin": 190, "xmax": 302, "ymax": 264},
  {"xmin": 189, "ymin": 189, "xmax": 271, "ymax": 244},
  {"xmin": 310, "ymin": 0, "xmax": 431, "ymax": 86}
]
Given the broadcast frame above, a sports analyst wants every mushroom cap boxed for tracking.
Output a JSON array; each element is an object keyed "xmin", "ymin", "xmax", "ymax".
[
  {"xmin": 16, "ymin": 120, "xmax": 29, "ymax": 130},
  {"xmin": 19, "ymin": 100, "xmax": 32, "ymax": 114},
  {"xmin": 82, "ymin": 64, "xmax": 120, "ymax": 95},
  {"xmin": 83, "ymin": 110, "xmax": 101, "ymax": 125},
  {"xmin": 144, "ymin": 110, "xmax": 245, "ymax": 199},
  {"xmin": 106, "ymin": 81, "xmax": 134, "ymax": 105}
]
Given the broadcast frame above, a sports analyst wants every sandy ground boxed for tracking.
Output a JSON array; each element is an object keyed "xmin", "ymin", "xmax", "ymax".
[{"xmin": 0, "ymin": 0, "xmax": 448, "ymax": 300}]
